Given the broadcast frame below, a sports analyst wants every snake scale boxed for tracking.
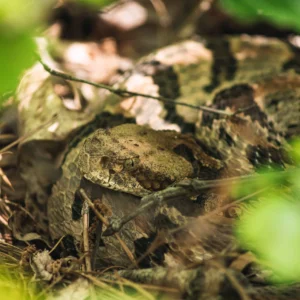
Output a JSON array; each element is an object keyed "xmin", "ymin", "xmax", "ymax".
[{"xmin": 47, "ymin": 35, "xmax": 300, "ymax": 267}]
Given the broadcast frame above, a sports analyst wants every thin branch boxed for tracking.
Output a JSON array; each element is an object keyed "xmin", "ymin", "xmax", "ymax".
[
  {"xmin": 210, "ymin": 260, "xmax": 252, "ymax": 300},
  {"xmin": 5, "ymin": 199, "xmax": 36, "ymax": 221},
  {"xmin": 102, "ymin": 173, "xmax": 271, "ymax": 236},
  {"xmin": 82, "ymin": 200, "xmax": 92, "ymax": 272},
  {"xmin": 149, "ymin": 0, "xmax": 171, "ymax": 27},
  {"xmin": 0, "ymin": 168, "xmax": 13, "ymax": 190},
  {"xmin": 39, "ymin": 59, "xmax": 233, "ymax": 117},
  {"xmin": 49, "ymin": 235, "xmax": 66, "ymax": 255},
  {"xmin": 177, "ymin": 0, "xmax": 215, "ymax": 39},
  {"xmin": 131, "ymin": 186, "xmax": 268, "ymax": 268},
  {"xmin": 101, "ymin": 0, "xmax": 131, "ymax": 14},
  {"xmin": 91, "ymin": 221, "xmax": 102, "ymax": 270},
  {"xmin": 97, "ymin": 276, "xmax": 179, "ymax": 293},
  {"xmin": 104, "ymin": 164, "xmax": 297, "ymax": 237},
  {"xmin": 0, "ymin": 116, "xmax": 57, "ymax": 154},
  {"xmin": 79, "ymin": 189, "xmax": 137, "ymax": 267},
  {"xmin": 232, "ymin": 104, "xmax": 256, "ymax": 116}
]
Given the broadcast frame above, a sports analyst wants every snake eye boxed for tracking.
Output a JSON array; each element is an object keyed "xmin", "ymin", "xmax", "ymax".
[
  {"xmin": 100, "ymin": 156, "xmax": 110, "ymax": 168},
  {"xmin": 124, "ymin": 157, "xmax": 140, "ymax": 171}
]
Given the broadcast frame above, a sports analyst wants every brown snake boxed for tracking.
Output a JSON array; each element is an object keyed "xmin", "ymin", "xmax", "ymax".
[{"xmin": 45, "ymin": 35, "xmax": 300, "ymax": 267}]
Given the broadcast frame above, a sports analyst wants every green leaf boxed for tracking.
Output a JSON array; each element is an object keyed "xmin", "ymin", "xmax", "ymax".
[
  {"xmin": 0, "ymin": 0, "xmax": 54, "ymax": 33},
  {"xmin": 0, "ymin": 32, "xmax": 36, "ymax": 97},
  {"xmin": 0, "ymin": 0, "xmax": 54, "ymax": 104},
  {"xmin": 220, "ymin": 0, "xmax": 259, "ymax": 21},
  {"xmin": 289, "ymin": 138, "xmax": 300, "ymax": 165},
  {"xmin": 236, "ymin": 196, "xmax": 300, "ymax": 282},
  {"xmin": 220, "ymin": 0, "xmax": 300, "ymax": 31},
  {"xmin": 77, "ymin": 0, "xmax": 117, "ymax": 9},
  {"xmin": 231, "ymin": 171, "xmax": 285, "ymax": 199}
]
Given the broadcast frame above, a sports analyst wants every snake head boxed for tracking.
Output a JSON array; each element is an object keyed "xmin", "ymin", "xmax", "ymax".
[{"xmin": 76, "ymin": 124, "xmax": 213, "ymax": 196}]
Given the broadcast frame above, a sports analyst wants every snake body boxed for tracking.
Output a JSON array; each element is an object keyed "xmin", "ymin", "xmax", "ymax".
[{"xmin": 47, "ymin": 35, "xmax": 300, "ymax": 267}]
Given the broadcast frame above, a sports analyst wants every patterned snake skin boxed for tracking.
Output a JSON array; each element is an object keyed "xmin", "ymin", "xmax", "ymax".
[{"xmin": 48, "ymin": 35, "xmax": 300, "ymax": 267}]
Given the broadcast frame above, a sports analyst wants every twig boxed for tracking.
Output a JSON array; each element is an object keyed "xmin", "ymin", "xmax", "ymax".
[
  {"xmin": 39, "ymin": 59, "xmax": 233, "ymax": 117},
  {"xmin": 0, "ymin": 168, "xmax": 13, "ymax": 190},
  {"xmin": 0, "ymin": 134, "xmax": 17, "ymax": 142},
  {"xmin": 210, "ymin": 260, "xmax": 251, "ymax": 300},
  {"xmin": 232, "ymin": 104, "xmax": 256, "ymax": 116},
  {"xmin": 195, "ymin": 187, "xmax": 268, "ymax": 221},
  {"xmin": 134, "ymin": 231, "xmax": 166, "ymax": 267},
  {"xmin": 150, "ymin": 0, "xmax": 171, "ymax": 27},
  {"xmin": 99, "ymin": 266, "xmax": 217, "ymax": 294},
  {"xmin": 103, "ymin": 173, "xmax": 272, "ymax": 236},
  {"xmin": 95, "ymin": 276, "xmax": 179, "ymax": 293},
  {"xmin": 101, "ymin": 0, "xmax": 131, "ymax": 14},
  {"xmin": 49, "ymin": 235, "xmax": 66, "ymax": 255},
  {"xmin": 91, "ymin": 221, "xmax": 102, "ymax": 270},
  {"xmin": 77, "ymin": 270, "xmax": 170, "ymax": 299},
  {"xmin": 76, "ymin": 272, "xmax": 109, "ymax": 289},
  {"xmin": 82, "ymin": 200, "xmax": 92, "ymax": 272},
  {"xmin": 79, "ymin": 189, "xmax": 137, "ymax": 267},
  {"xmin": 132, "ymin": 186, "xmax": 268, "ymax": 268},
  {"xmin": 0, "ymin": 115, "xmax": 57, "ymax": 154},
  {"xmin": 5, "ymin": 199, "xmax": 36, "ymax": 221},
  {"xmin": 177, "ymin": 0, "xmax": 214, "ymax": 39},
  {"xmin": 119, "ymin": 276, "xmax": 156, "ymax": 300}
]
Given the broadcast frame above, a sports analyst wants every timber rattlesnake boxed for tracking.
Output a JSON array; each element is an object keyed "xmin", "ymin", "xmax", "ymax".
[{"xmin": 29, "ymin": 35, "xmax": 300, "ymax": 267}]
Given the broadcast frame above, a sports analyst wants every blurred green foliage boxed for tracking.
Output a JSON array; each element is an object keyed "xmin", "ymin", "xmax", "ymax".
[
  {"xmin": 0, "ymin": 0, "xmax": 119, "ymax": 103},
  {"xmin": 236, "ymin": 194, "xmax": 300, "ymax": 282},
  {"xmin": 0, "ymin": 265, "xmax": 40, "ymax": 300},
  {"xmin": 0, "ymin": 0, "xmax": 53, "ymax": 34},
  {"xmin": 0, "ymin": 262, "xmax": 149, "ymax": 300},
  {"xmin": 221, "ymin": 0, "xmax": 300, "ymax": 31},
  {"xmin": 77, "ymin": 0, "xmax": 117, "ymax": 8},
  {"xmin": 235, "ymin": 140, "xmax": 300, "ymax": 283},
  {"xmin": 231, "ymin": 170, "xmax": 285, "ymax": 200},
  {"xmin": 290, "ymin": 138, "xmax": 300, "ymax": 164},
  {"xmin": 0, "ymin": 0, "xmax": 54, "ymax": 101},
  {"xmin": 0, "ymin": 33, "xmax": 36, "ymax": 96}
]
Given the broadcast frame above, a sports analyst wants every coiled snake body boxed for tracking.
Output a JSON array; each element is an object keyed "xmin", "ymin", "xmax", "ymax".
[{"xmin": 47, "ymin": 35, "xmax": 300, "ymax": 267}]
